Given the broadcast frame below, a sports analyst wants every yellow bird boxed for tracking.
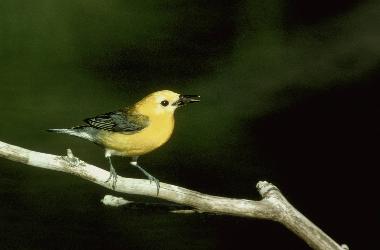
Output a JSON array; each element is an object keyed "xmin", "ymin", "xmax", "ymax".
[{"xmin": 48, "ymin": 90, "xmax": 200, "ymax": 194}]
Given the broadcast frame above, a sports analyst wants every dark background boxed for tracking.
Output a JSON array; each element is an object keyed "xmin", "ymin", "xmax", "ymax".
[{"xmin": 1, "ymin": 0, "xmax": 379, "ymax": 249}]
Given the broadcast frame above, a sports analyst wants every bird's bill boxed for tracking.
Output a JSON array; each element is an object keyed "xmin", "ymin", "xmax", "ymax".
[{"xmin": 173, "ymin": 94, "xmax": 200, "ymax": 107}]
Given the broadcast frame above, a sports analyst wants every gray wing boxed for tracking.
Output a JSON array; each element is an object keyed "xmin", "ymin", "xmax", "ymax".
[{"xmin": 84, "ymin": 110, "xmax": 149, "ymax": 133}]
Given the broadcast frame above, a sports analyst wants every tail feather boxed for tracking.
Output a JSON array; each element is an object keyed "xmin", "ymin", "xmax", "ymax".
[
  {"xmin": 47, "ymin": 128, "xmax": 72, "ymax": 133},
  {"xmin": 47, "ymin": 127, "xmax": 97, "ymax": 142}
]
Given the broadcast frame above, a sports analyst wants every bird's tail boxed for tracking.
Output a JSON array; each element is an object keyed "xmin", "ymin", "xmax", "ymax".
[
  {"xmin": 47, "ymin": 126, "xmax": 97, "ymax": 142},
  {"xmin": 47, "ymin": 128, "xmax": 74, "ymax": 134}
]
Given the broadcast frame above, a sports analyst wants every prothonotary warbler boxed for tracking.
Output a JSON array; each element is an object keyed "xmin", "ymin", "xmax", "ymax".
[{"xmin": 48, "ymin": 90, "xmax": 200, "ymax": 194}]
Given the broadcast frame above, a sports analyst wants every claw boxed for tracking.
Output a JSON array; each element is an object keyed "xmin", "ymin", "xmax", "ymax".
[{"xmin": 147, "ymin": 175, "xmax": 160, "ymax": 196}]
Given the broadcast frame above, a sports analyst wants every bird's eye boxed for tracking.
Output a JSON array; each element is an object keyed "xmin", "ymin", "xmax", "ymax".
[{"xmin": 160, "ymin": 100, "xmax": 169, "ymax": 107}]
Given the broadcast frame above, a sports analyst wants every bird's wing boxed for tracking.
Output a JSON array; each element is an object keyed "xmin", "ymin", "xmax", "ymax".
[{"xmin": 84, "ymin": 109, "xmax": 149, "ymax": 133}]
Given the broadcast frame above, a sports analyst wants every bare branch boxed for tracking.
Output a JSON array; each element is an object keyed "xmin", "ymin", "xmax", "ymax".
[{"xmin": 0, "ymin": 140, "xmax": 347, "ymax": 250}]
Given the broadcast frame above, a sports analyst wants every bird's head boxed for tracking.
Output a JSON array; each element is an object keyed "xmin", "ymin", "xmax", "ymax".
[{"xmin": 135, "ymin": 90, "xmax": 200, "ymax": 117}]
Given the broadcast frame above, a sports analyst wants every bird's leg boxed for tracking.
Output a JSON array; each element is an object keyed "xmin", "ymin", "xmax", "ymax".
[
  {"xmin": 105, "ymin": 156, "xmax": 117, "ymax": 190},
  {"xmin": 130, "ymin": 158, "xmax": 160, "ymax": 195}
]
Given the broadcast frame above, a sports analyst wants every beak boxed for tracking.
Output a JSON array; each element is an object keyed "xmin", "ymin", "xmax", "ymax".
[{"xmin": 173, "ymin": 94, "xmax": 200, "ymax": 107}]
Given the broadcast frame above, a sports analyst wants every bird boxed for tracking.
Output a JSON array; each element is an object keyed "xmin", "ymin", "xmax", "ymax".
[{"xmin": 48, "ymin": 90, "xmax": 200, "ymax": 195}]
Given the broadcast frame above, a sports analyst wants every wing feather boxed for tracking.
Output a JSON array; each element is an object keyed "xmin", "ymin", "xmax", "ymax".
[{"xmin": 84, "ymin": 109, "xmax": 149, "ymax": 133}]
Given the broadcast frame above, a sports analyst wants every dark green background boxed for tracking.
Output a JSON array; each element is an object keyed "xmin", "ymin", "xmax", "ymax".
[{"xmin": 1, "ymin": 0, "xmax": 379, "ymax": 249}]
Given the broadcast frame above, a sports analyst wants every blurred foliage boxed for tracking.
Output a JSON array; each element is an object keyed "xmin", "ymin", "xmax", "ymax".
[{"xmin": 1, "ymin": 0, "xmax": 379, "ymax": 249}]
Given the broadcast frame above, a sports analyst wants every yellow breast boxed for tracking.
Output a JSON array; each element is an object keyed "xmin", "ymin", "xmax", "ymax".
[{"xmin": 98, "ymin": 115, "xmax": 175, "ymax": 157}]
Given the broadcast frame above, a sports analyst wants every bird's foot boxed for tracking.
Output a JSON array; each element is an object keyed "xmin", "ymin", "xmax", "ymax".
[
  {"xmin": 147, "ymin": 174, "xmax": 160, "ymax": 196},
  {"xmin": 105, "ymin": 165, "xmax": 118, "ymax": 190},
  {"xmin": 130, "ymin": 161, "xmax": 160, "ymax": 196}
]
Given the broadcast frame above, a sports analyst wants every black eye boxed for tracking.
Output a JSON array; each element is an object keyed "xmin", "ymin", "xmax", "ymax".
[{"xmin": 160, "ymin": 100, "xmax": 169, "ymax": 107}]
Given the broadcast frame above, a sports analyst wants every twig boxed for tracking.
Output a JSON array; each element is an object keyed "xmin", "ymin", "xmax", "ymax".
[{"xmin": 0, "ymin": 140, "xmax": 347, "ymax": 250}]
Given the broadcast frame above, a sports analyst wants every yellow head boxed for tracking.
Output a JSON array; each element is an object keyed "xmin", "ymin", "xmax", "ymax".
[{"xmin": 134, "ymin": 90, "xmax": 200, "ymax": 117}]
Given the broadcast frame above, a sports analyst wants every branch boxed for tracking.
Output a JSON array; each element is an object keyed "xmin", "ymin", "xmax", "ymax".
[{"xmin": 0, "ymin": 140, "xmax": 347, "ymax": 250}]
